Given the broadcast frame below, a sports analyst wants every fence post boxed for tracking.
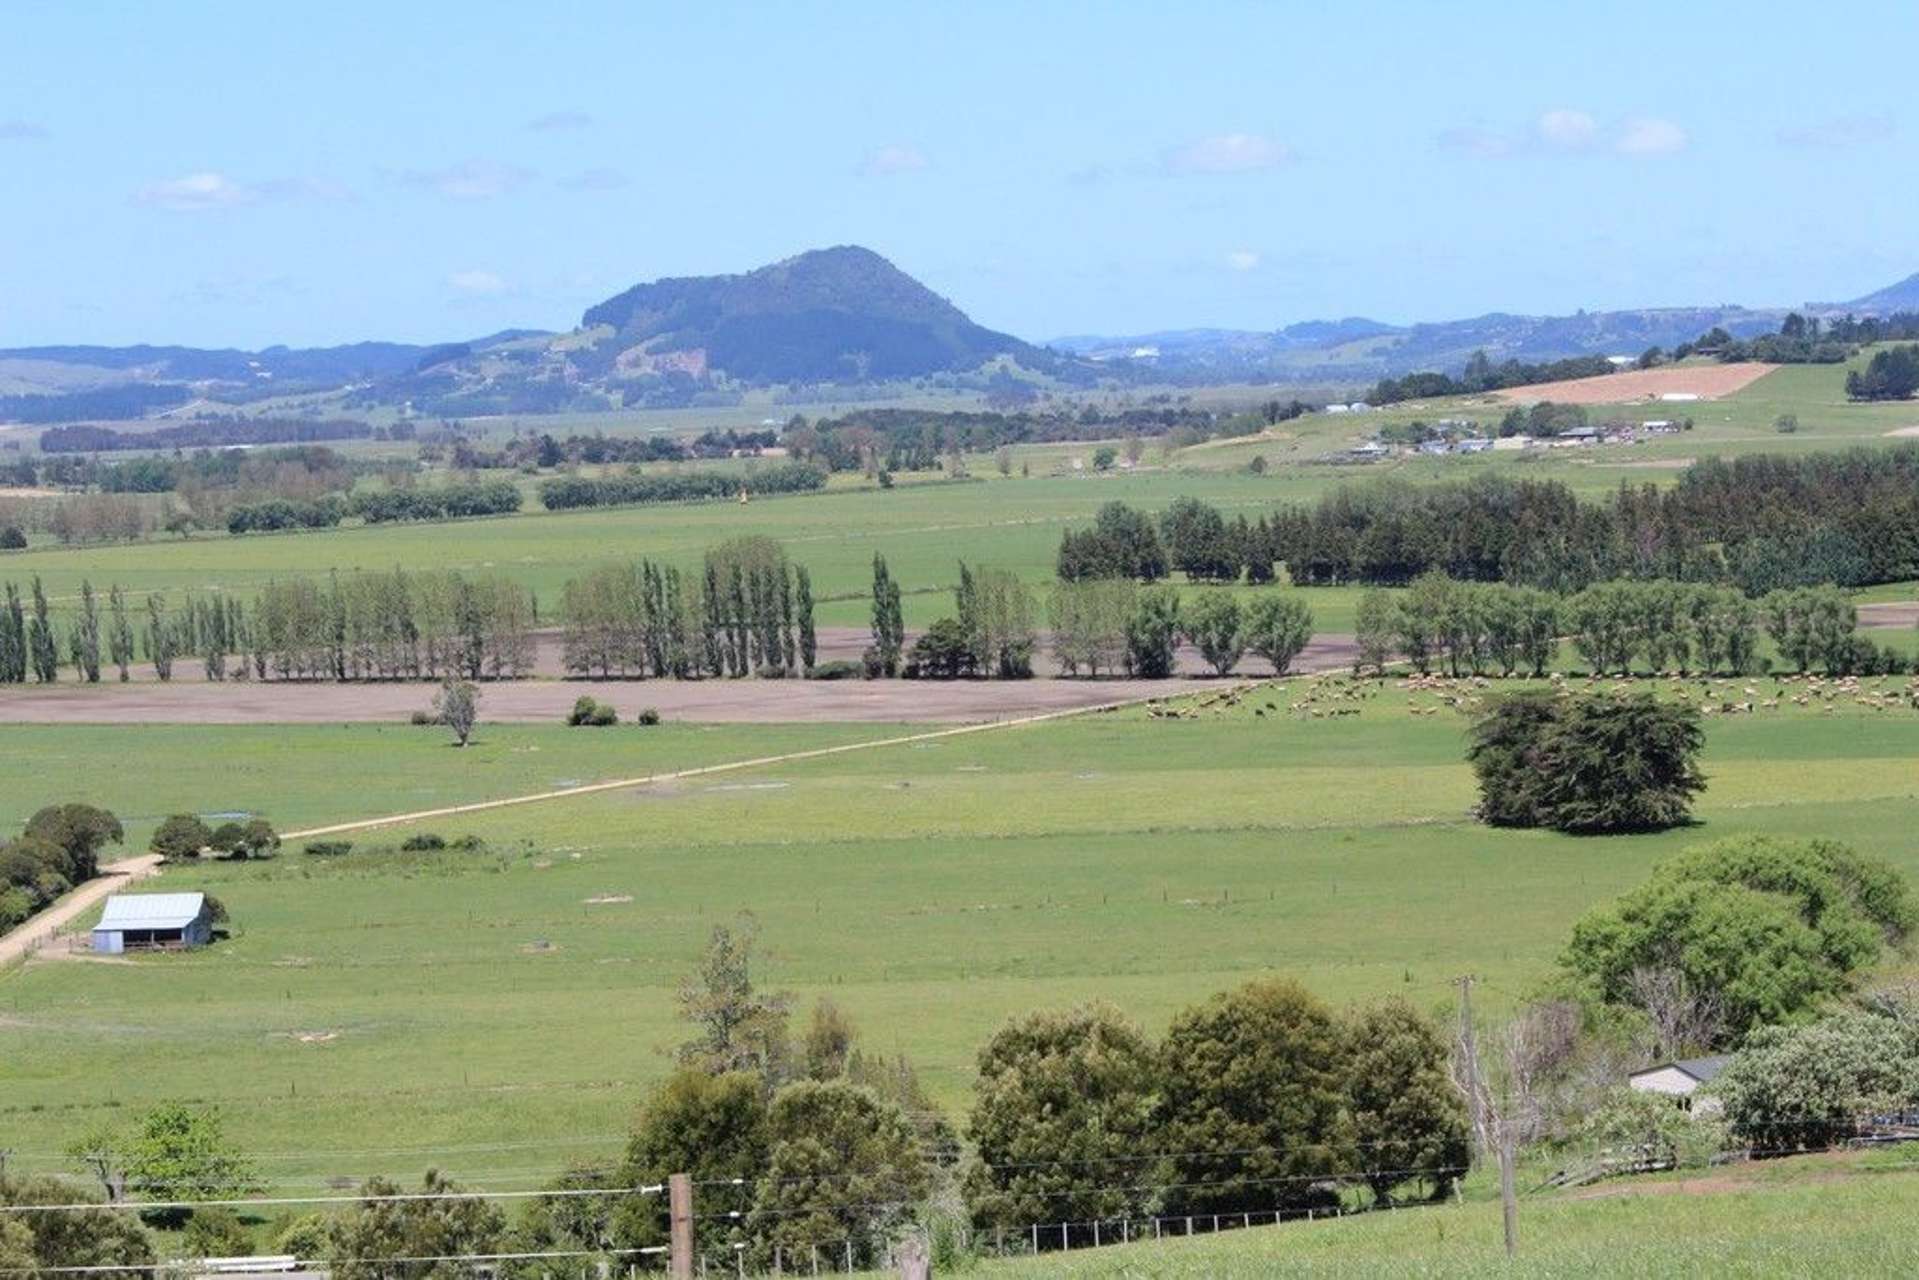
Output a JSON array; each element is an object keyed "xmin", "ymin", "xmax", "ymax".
[
  {"xmin": 669, "ymin": 1174, "xmax": 694, "ymax": 1280},
  {"xmin": 1093, "ymin": 1220, "xmax": 1100, "ymax": 1249}
]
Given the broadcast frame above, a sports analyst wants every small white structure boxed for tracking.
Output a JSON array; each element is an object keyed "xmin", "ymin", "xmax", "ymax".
[
  {"xmin": 92, "ymin": 892, "xmax": 213, "ymax": 954},
  {"xmin": 1660, "ymin": 392, "xmax": 1701, "ymax": 402},
  {"xmin": 1492, "ymin": 435, "xmax": 1534, "ymax": 450},
  {"xmin": 1629, "ymin": 1055, "xmax": 1731, "ymax": 1111}
]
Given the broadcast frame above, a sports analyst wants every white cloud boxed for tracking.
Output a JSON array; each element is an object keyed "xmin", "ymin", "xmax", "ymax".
[
  {"xmin": 1435, "ymin": 126, "xmax": 1513, "ymax": 158},
  {"xmin": 1616, "ymin": 116, "xmax": 1688, "ymax": 155},
  {"xmin": 1535, "ymin": 109, "xmax": 1598, "ymax": 150},
  {"xmin": 1163, "ymin": 132, "xmax": 1293, "ymax": 175},
  {"xmin": 0, "ymin": 119, "xmax": 48, "ymax": 141},
  {"xmin": 1225, "ymin": 249, "xmax": 1261, "ymax": 272},
  {"xmin": 527, "ymin": 110, "xmax": 592, "ymax": 133},
  {"xmin": 858, "ymin": 145, "xmax": 929, "ymax": 177},
  {"xmin": 1778, "ymin": 113, "xmax": 1895, "ymax": 149},
  {"xmin": 560, "ymin": 167, "xmax": 629, "ymax": 192},
  {"xmin": 134, "ymin": 172, "xmax": 257, "ymax": 212},
  {"xmin": 447, "ymin": 269, "xmax": 509, "ymax": 295},
  {"xmin": 399, "ymin": 160, "xmax": 534, "ymax": 200}
]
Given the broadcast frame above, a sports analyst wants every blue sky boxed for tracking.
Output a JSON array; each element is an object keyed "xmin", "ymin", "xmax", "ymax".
[{"xmin": 3, "ymin": 0, "xmax": 1915, "ymax": 348}]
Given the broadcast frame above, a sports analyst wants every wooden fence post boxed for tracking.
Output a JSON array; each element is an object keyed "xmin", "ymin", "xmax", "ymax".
[{"xmin": 669, "ymin": 1173, "xmax": 694, "ymax": 1280}]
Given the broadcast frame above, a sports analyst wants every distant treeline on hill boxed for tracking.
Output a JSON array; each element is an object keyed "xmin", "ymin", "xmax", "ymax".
[
  {"xmin": 39, "ymin": 417, "xmax": 379, "ymax": 453},
  {"xmin": 1368, "ymin": 353, "xmax": 1617, "ymax": 405},
  {"xmin": 539, "ymin": 462, "xmax": 827, "ymax": 511},
  {"xmin": 447, "ymin": 427, "xmax": 779, "ymax": 471},
  {"xmin": 787, "ymin": 402, "xmax": 1305, "ymax": 472},
  {"xmin": 0, "ymin": 384, "xmax": 191, "ymax": 424}
]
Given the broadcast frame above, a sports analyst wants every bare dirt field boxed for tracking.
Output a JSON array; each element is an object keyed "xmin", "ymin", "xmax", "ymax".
[
  {"xmin": 0, "ymin": 629, "xmax": 1360, "ymax": 725},
  {"xmin": 1883, "ymin": 425, "xmax": 1919, "ymax": 438},
  {"xmin": 1861, "ymin": 603, "xmax": 1919, "ymax": 629},
  {"xmin": 1494, "ymin": 362, "xmax": 1776, "ymax": 406}
]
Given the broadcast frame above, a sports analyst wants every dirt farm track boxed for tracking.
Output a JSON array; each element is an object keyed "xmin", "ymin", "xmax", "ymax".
[{"xmin": 0, "ymin": 629, "xmax": 1361, "ymax": 725}]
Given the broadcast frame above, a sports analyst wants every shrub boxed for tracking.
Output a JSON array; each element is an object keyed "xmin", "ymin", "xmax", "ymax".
[
  {"xmin": 902, "ymin": 617, "xmax": 975, "ymax": 680},
  {"xmin": 182, "ymin": 1206, "xmax": 252, "ymax": 1258},
  {"xmin": 408, "ymin": 710, "xmax": 441, "ymax": 726},
  {"xmin": 566, "ymin": 696, "xmax": 618, "ymax": 726},
  {"xmin": 0, "ymin": 526, "xmax": 25, "ymax": 550},
  {"xmin": 400, "ymin": 833, "xmax": 447, "ymax": 852},
  {"xmin": 1716, "ymin": 1012, "xmax": 1919, "ymax": 1150},
  {"xmin": 808, "ymin": 659, "xmax": 862, "ymax": 681},
  {"xmin": 447, "ymin": 834, "xmax": 485, "ymax": 852},
  {"xmin": 635, "ymin": 707, "xmax": 661, "ymax": 726},
  {"xmin": 302, "ymin": 840, "xmax": 353, "ymax": 857}
]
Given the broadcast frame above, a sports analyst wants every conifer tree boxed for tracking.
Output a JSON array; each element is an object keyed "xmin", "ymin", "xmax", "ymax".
[
  {"xmin": 108, "ymin": 584, "xmax": 135, "ymax": 681},
  {"xmin": 795, "ymin": 566, "xmax": 817, "ymax": 675},
  {"xmin": 28, "ymin": 576, "xmax": 58, "ymax": 682}
]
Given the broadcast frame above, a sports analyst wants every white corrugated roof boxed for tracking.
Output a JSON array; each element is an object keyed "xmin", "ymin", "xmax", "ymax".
[{"xmin": 96, "ymin": 893, "xmax": 206, "ymax": 931}]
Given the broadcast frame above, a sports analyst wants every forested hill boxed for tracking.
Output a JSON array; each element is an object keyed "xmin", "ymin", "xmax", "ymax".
[{"xmin": 580, "ymin": 245, "xmax": 1061, "ymax": 383}]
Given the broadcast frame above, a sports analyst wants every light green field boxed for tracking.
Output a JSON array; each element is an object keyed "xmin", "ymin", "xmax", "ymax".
[
  {"xmin": 3, "ymin": 683, "xmax": 1915, "ymax": 1191},
  {"xmin": 980, "ymin": 1151, "xmax": 1919, "ymax": 1277}
]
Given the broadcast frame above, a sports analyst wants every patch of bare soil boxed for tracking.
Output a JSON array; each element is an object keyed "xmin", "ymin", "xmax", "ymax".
[
  {"xmin": 0, "ymin": 630, "xmax": 1360, "ymax": 725},
  {"xmin": 1883, "ymin": 425, "xmax": 1919, "ymax": 437},
  {"xmin": 1495, "ymin": 362, "xmax": 1776, "ymax": 405}
]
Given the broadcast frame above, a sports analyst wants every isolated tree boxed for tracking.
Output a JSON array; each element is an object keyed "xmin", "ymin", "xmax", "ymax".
[
  {"xmin": 747, "ymin": 1082, "xmax": 930, "ymax": 1271},
  {"xmin": 1158, "ymin": 978, "xmax": 1355, "ymax": 1215},
  {"xmin": 1353, "ymin": 587, "xmax": 1397, "ymax": 675},
  {"xmin": 1245, "ymin": 593, "xmax": 1314, "ymax": 675},
  {"xmin": 112, "ymin": 1103, "xmax": 259, "ymax": 1207},
  {"xmin": 966, "ymin": 1004, "xmax": 1160, "ymax": 1238},
  {"xmin": 1469, "ymin": 694, "xmax": 1703, "ymax": 833},
  {"xmin": 1342, "ymin": 1000, "xmax": 1471, "ymax": 1205},
  {"xmin": 433, "ymin": 678, "xmax": 479, "ymax": 747},
  {"xmin": 1566, "ymin": 836, "xmax": 1913, "ymax": 1037},
  {"xmin": 1182, "ymin": 592, "xmax": 1245, "ymax": 675},
  {"xmin": 149, "ymin": 814, "xmax": 213, "ymax": 861},
  {"xmin": 676, "ymin": 914, "xmax": 793, "ymax": 1079},
  {"xmin": 1123, "ymin": 584, "xmax": 1181, "ymax": 678}
]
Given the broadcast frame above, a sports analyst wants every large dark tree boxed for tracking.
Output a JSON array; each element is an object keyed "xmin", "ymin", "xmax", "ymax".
[{"xmin": 1468, "ymin": 694, "xmax": 1704, "ymax": 834}]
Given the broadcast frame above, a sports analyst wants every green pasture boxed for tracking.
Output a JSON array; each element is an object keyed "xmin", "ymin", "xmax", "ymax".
[
  {"xmin": 2, "ymin": 684, "xmax": 1915, "ymax": 1190},
  {"xmin": 983, "ymin": 1153, "xmax": 1919, "ymax": 1277}
]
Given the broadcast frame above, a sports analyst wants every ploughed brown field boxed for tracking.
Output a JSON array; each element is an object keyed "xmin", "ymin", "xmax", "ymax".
[
  {"xmin": 0, "ymin": 627, "xmax": 1361, "ymax": 724},
  {"xmin": 1493, "ymin": 361, "xmax": 1776, "ymax": 405}
]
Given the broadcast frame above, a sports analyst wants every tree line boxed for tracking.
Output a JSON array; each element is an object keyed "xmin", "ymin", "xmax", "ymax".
[
  {"xmin": 39, "ymin": 417, "xmax": 376, "ymax": 453},
  {"xmin": 1367, "ymin": 351, "xmax": 1617, "ymax": 405},
  {"xmin": 1054, "ymin": 450, "xmax": 1919, "ymax": 593},
  {"xmin": 539, "ymin": 462, "xmax": 827, "ymax": 511},
  {"xmin": 0, "ymin": 803, "xmax": 123, "ymax": 931},
  {"xmin": 561, "ymin": 537, "xmax": 818, "ymax": 679}
]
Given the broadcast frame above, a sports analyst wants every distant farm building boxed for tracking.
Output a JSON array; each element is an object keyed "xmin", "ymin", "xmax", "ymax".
[
  {"xmin": 1628, "ymin": 1054, "xmax": 1732, "ymax": 1110},
  {"xmin": 91, "ymin": 892, "xmax": 213, "ymax": 954}
]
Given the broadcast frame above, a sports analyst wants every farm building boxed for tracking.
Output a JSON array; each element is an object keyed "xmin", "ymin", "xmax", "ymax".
[
  {"xmin": 91, "ymin": 892, "xmax": 214, "ymax": 954},
  {"xmin": 1628, "ymin": 1054, "xmax": 1732, "ymax": 1111}
]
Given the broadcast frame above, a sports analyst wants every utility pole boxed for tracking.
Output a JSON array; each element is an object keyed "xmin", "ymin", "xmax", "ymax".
[
  {"xmin": 1455, "ymin": 975, "xmax": 1484, "ymax": 1156},
  {"xmin": 669, "ymin": 1173, "xmax": 694, "ymax": 1280}
]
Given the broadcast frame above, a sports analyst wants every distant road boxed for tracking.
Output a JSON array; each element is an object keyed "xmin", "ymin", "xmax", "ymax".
[{"xmin": 0, "ymin": 854, "xmax": 161, "ymax": 967}]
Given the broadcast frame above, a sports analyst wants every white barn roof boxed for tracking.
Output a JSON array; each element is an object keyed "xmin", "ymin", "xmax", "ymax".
[{"xmin": 97, "ymin": 893, "xmax": 207, "ymax": 931}]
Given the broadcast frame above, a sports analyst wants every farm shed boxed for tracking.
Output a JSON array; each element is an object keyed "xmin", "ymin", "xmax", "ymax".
[
  {"xmin": 1628, "ymin": 1054, "xmax": 1732, "ymax": 1110},
  {"xmin": 91, "ymin": 892, "xmax": 213, "ymax": 954}
]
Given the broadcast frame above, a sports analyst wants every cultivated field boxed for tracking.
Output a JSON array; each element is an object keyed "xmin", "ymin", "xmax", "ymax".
[
  {"xmin": 4, "ymin": 680, "xmax": 1916, "ymax": 1191},
  {"xmin": 1490, "ymin": 361, "xmax": 1778, "ymax": 405}
]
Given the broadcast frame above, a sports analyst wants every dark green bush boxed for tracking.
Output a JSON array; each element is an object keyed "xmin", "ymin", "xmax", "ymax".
[{"xmin": 302, "ymin": 840, "xmax": 353, "ymax": 857}]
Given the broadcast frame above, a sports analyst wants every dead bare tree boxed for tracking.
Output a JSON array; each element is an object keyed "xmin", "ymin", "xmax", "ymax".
[{"xmin": 1626, "ymin": 965, "xmax": 1726, "ymax": 1061}]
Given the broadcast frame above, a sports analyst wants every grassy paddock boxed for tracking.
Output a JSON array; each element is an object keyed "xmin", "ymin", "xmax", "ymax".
[{"xmin": 2, "ymin": 683, "xmax": 1914, "ymax": 1189}]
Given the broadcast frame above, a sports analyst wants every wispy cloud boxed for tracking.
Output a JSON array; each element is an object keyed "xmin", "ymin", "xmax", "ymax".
[
  {"xmin": 134, "ymin": 171, "xmax": 351, "ymax": 212},
  {"xmin": 1535, "ymin": 109, "xmax": 1598, "ymax": 150},
  {"xmin": 1777, "ymin": 113, "xmax": 1895, "ymax": 149},
  {"xmin": 1163, "ymin": 132, "xmax": 1292, "ymax": 175},
  {"xmin": 133, "ymin": 172, "xmax": 258, "ymax": 212},
  {"xmin": 1616, "ymin": 116, "xmax": 1687, "ymax": 156},
  {"xmin": 447, "ymin": 269, "xmax": 509, "ymax": 295},
  {"xmin": 397, "ymin": 160, "xmax": 534, "ymax": 200},
  {"xmin": 1225, "ymin": 249, "xmax": 1261, "ymax": 272},
  {"xmin": 527, "ymin": 110, "xmax": 592, "ymax": 133},
  {"xmin": 858, "ymin": 144, "xmax": 929, "ymax": 177},
  {"xmin": 560, "ymin": 167, "xmax": 629, "ymax": 192},
  {"xmin": 0, "ymin": 119, "xmax": 48, "ymax": 141}
]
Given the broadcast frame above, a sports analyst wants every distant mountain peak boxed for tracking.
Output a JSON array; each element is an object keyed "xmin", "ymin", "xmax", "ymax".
[{"xmin": 1838, "ymin": 271, "xmax": 1919, "ymax": 314}]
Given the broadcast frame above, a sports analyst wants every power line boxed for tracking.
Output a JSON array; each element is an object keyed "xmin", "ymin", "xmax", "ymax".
[{"xmin": 0, "ymin": 1182, "xmax": 662, "ymax": 1216}]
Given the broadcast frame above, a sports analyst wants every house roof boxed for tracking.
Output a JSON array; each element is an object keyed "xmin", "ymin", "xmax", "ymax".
[
  {"xmin": 1631, "ymin": 1053, "xmax": 1733, "ymax": 1084},
  {"xmin": 96, "ymin": 892, "xmax": 207, "ymax": 932}
]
